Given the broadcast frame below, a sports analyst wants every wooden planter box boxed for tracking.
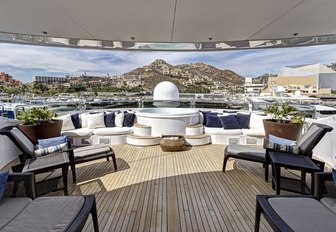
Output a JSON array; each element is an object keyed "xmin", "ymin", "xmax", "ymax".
[
  {"xmin": 263, "ymin": 119, "xmax": 303, "ymax": 141},
  {"xmin": 19, "ymin": 120, "xmax": 63, "ymax": 144}
]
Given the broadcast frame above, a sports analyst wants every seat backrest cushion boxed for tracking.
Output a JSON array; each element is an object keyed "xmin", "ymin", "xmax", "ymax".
[
  {"xmin": 200, "ymin": 111, "xmax": 218, "ymax": 125},
  {"xmin": 10, "ymin": 128, "xmax": 35, "ymax": 158},
  {"xmin": 236, "ymin": 113, "xmax": 250, "ymax": 129},
  {"xmin": 205, "ymin": 114, "xmax": 222, "ymax": 128},
  {"xmin": 123, "ymin": 112, "xmax": 136, "ymax": 127},
  {"xmin": 296, "ymin": 124, "xmax": 324, "ymax": 155},
  {"xmin": 87, "ymin": 113, "xmax": 105, "ymax": 129},
  {"xmin": 115, "ymin": 112, "xmax": 125, "ymax": 127},
  {"xmin": 105, "ymin": 112, "xmax": 116, "ymax": 127},
  {"xmin": 70, "ymin": 113, "xmax": 81, "ymax": 129},
  {"xmin": 249, "ymin": 113, "xmax": 268, "ymax": 130},
  {"xmin": 218, "ymin": 115, "xmax": 241, "ymax": 129},
  {"xmin": 59, "ymin": 114, "xmax": 75, "ymax": 131}
]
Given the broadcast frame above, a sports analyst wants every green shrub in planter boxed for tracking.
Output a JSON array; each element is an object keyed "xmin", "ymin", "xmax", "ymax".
[
  {"xmin": 17, "ymin": 106, "xmax": 58, "ymax": 125},
  {"xmin": 264, "ymin": 102, "xmax": 306, "ymax": 124},
  {"xmin": 16, "ymin": 107, "xmax": 62, "ymax": 144}
]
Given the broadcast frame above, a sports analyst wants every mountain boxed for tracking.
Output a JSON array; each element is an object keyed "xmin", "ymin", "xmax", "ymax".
[
  {"xmin": 123, "ymin": 59, "xmax": 245, "ymax": 91},
  {"xmin": 252, "ymin": 73, "xmax": 275, "ymax": 84}
]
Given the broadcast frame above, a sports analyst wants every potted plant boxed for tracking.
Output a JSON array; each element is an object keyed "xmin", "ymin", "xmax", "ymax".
[
  {"xmin": 263, "ymin": 102, "xmax": 306, "ymax": 140},
  {"xmin": 16, "ymin": 106, "xmax": 62, "ymax": 144}
]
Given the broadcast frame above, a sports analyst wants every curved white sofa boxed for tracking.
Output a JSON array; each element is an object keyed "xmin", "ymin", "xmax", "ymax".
[
  {"xmin": 202, "ymin": 112, "xmax": 268, "ymax": 145},
  {"xmin": 59, "ymin": 111, "xmax": 135, "ymax": 146},
  {"xmin": 59, "ymin": 110, "xmax": 267, "ymax": 147}
]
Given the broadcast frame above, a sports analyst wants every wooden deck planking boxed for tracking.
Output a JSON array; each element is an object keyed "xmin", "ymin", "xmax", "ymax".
[{"xmin": 45, "ymin": 144, "xmax": 298, "ymax": 231}]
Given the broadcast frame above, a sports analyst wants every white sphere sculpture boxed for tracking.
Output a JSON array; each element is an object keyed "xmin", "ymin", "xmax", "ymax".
[{"xmin": 153, "ymin": 81, "xmax": 179, "ymax": 101}]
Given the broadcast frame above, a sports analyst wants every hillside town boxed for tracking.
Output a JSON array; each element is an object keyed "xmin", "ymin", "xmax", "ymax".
[{"xmin": 2, "ymin": 59, "xmax": 336, "ymax": 100}]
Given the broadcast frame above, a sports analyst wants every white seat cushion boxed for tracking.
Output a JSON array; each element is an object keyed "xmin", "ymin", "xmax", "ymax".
[
  {"xmin": 204, "ymin": 127, "xmax": 242, "ymax": 135},
  {"xmin": 92, "ymin": 127, "xmax": 134, "ymax": 136},
  {"xmin": 242, "ymin": 129, "xmax": 265, "ymax": 137},
  {"xmin": 62, "ymin": 128, "xmax": 93, "ymax": 137}
]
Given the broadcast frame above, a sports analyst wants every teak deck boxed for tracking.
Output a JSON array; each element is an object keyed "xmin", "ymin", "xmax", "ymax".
[{"xmin": 46, "ymin": 144, "xmax": 297, "ymax": 231}]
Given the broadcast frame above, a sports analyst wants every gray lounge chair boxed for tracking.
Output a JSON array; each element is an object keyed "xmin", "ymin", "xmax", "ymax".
[
  {"xmin": 0, "ymin": 126, "xmax": 117, "ymax": 183},
  {"xmin": 222, "ymin": 123, "xmax": 333, "ymax": 181},
  {"xmin": 0, "ymin": 172, "xmax": 99, "ymax": 231},
  {"xmin": 255, "ymin": 172, "xmax": 336, "ymax": 232}
]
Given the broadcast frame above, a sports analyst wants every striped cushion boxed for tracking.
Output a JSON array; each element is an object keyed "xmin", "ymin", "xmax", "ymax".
[
  {"xmin": 34, "ymin": 143, "xmax": 68, "ymax": 156},
  {"xmin": 265, "ymin": 141, "xmax": 299, "ymax": 154}
]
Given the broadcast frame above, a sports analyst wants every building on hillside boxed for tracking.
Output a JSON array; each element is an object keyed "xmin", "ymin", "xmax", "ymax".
[
  {"xmin": 162, "ymin": 67, "xmax": 170, "ymax": 75},
  {"xmin": 88, "ymin": 80, "xmax": 102, "ymax": 86},
  {"xmin": 125, "ymin": 79, "xmax": 144, "ymax": 87},
  {"xmin": 270, "ymin": 64, "xmax": 336, "ymax": 96},
  {"xmin": 32, "ymin": 75, "xmax": 67, "ymax": 84},
  {"xmin": 244, "ymin": 77, "xmax": 265, "ymax": 95},
  {"xmin": 0, "ymin": 72, "xmax": 22, "ymax": 86}
]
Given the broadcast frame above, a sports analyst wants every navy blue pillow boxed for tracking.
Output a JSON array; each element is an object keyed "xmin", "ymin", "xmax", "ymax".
[
  {"xmin": 201, "ymin": 111, "xmax": 218, "ymax": 125},
  {"xmin": 218, "ymin": 115, "xmax": 241, "ymax": 129},
  {"xmin": 205, "ymin": 114, "xmax": 222, "ymax": 128},
  {"xmin": 236, "ymin": 113, "xmax": 250, "ymax": 129},
  {"xmin": 105, "ymin": 113, "xmax": 116, "ymax": 127},
  {"xmin": 223, "ymin": 110, "xmax": 238, "ymax": 113},
  {"xmin": 0, "ymin": 171, "xmax": 9, "ymax": 200},
  {"xmin": 123, "ymin": 113, "xmax": 136, "ymax": 127},
  {"xmin": 71, "ymin": 113, "xmax": 81, "ymax": 129}
]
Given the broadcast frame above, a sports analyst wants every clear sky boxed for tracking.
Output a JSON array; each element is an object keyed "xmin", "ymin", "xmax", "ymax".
[{"xmin": 1, "ymin": 42, "xmax": 336, "ymax": 83}]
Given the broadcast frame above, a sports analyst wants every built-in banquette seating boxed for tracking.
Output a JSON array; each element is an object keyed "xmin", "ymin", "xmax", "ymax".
[
  {"xmin": 59, "ymin": 111, "xmax": 136, "ymax": 146},
  {"xmin": 59, "ymin": 110, "xmax": 267, "ymax": 147},
  {"xmin": 200, "ymin": 111, "xmax": 268, "ymax": 145}
]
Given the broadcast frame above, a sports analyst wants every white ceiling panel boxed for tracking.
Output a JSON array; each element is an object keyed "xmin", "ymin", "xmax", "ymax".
[
  {"xmin": 172, "ymin": 0, "xmax": 302, "ymax": 42},
  {"xmin": 251, "ymin": 0, "xmax": 336, "ymax": 39},
  {"xmin": 0, "ymin": 0, "xmax": 92, "ymax": 38},
  {"xmin": 51, "ymin": 0, "xmax": 176, "ymax": 42},
  {"xmin": 1, "ymin": 0, "xmax": 336, "ymax": 48}
]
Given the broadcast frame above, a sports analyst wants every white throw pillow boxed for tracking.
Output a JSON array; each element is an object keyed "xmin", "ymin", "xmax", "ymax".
[
  {"xmin": 115, "ymin": 112, "xmax": 125, "ymax": 127},
  {"xmin": 59, "ymin": 114, "xmax": 75, "ymax": 131},
  {"xmin": 249, "ymin": 113, "xmax": 268, "ymax": 129},
  {"xmin": 80, "ymin": 113, "xmax": 90, "ymax": 128},
  {"xmin": 87, "ymin": 113, "xmax": 105, "ymax": 129}
]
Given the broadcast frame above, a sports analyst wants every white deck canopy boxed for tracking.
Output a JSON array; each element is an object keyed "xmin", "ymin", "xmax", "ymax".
[{"xmin": 1, "ymin": 0, "xmax": 336, "ymax": 51}]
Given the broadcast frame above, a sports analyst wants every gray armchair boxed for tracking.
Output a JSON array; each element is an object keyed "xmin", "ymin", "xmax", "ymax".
[
  {"xmin": 255, "ymin": 172, "xmax": 336, "ymax": 232},
  {"xmin": 0, "ymin": 126, "xmax": 117, "ymax": 183},
  {"xmin": 0, "ymin": 172, "xmax": 99, "ymax": 232},
  {"xmin": 223, "ymin": 123, "xmax": 333, "ymax": 181}
]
